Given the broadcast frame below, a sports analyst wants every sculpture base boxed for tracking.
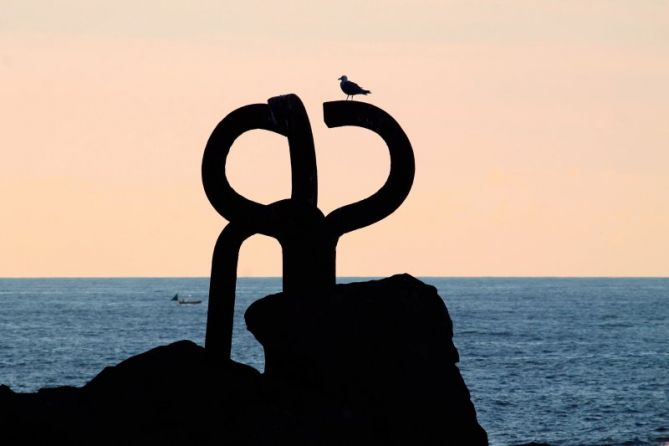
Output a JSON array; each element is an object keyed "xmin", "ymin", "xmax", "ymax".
[{"xmin": 247, "ymin": 273, "xmax": 488, "ymax": 445}]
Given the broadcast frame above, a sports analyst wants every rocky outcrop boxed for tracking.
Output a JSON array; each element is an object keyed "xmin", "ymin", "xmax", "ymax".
[
  {"xmin": 247, "ymin": 273, "xmax": 487, "ymax": 445},
  {"xmin": 0, "ymin": 275, "xmax": 487, "ymax": 445},
  {"xmin": 1, "ymin": 341, "xmax": 262, "ymax": 445}
]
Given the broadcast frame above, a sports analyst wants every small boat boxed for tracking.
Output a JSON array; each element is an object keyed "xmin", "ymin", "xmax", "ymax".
[{"xmin": 171, "ymin": 293, "xmax": 202, "ymax": 305}]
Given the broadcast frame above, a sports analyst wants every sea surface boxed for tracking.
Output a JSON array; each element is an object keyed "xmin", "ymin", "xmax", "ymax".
[{"xmin": 0, "ymin": 277, "xmax": 667, "ymax": 446}]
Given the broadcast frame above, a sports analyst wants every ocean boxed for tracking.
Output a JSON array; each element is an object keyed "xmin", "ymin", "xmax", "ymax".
[{"xmin": 0, "ymin": 277, "xmax": 667, "ymax": 446}]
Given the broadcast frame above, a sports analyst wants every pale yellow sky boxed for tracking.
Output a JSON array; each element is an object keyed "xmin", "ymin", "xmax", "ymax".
[{"xmin": 1, "ymin": 1, "xmax": 668, "ymax": 277}]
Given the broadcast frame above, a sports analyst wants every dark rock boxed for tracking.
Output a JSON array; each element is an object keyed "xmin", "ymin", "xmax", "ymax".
[
  {"xmin": 246, "ymin": 273, "xmax": 488, "ymax": 445},
  {"xmin": 1, "ymin": 275, "xmax": 488, "ymax": 445},
  {"xmin": 80, "ymin": 340, "xmax": 262, "ymax": 445},
  {"xmin": 1, "ymin": 341, "xmax": 262, "ymax": 445}
]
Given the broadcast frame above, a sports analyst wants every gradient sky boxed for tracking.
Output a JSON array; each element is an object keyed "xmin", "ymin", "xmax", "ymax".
[{"xmin": 1, "ymin": 1, "xmax": 668, "ymax": 277}]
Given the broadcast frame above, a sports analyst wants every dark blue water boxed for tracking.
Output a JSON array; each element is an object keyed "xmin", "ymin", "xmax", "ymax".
[{"xmin": 0, "ymin": 277, "xmax": 667, "ymax": 446}]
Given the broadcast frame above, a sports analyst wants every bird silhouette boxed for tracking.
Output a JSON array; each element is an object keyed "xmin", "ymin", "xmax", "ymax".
[{"xmin": 338, "ymin": 75, "xmax": 371, "ymax": 100}]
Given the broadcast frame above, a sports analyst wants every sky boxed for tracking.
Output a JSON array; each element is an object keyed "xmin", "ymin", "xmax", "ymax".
[{"xmin": 1, "ymin": 1, "xmax": 668, "ymax": 277}]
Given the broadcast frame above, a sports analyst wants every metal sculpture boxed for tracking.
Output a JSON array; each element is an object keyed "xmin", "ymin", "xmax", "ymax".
[{"xmin": 202, "ymin": 94, "xmax": 415, "ymax": 359}]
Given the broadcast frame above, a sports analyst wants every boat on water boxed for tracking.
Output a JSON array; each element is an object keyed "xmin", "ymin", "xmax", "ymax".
[{"xmin": 171, "ymin": 293, "xmax": 202, "ymax": 305}]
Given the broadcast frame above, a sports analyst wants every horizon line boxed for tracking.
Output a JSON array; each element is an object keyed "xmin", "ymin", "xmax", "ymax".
[{"xmin": 1, "ymin": 275, "xmax": 668, "ymax": 280}]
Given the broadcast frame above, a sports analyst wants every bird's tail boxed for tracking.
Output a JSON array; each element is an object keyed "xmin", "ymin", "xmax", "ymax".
[{"xmin": 362, "ymin": 89, "xmax": 371, "ymax": 95}]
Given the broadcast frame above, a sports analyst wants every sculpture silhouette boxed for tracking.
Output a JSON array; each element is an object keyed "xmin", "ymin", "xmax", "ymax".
[
  {"xmin": 202, "ymin": 94, "xmax": 415, "ymax": 359},
  {"xmin": 1, "ymin": 93, "xmax": 488, "ymax": 446}
]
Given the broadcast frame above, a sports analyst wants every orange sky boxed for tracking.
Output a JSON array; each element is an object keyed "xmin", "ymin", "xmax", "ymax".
[{"xmin": 1, "ymin": 1, "xmax": 668, "ymax": 277}]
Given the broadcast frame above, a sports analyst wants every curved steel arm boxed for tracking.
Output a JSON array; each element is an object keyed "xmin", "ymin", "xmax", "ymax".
[
  {"xmin": 202, "ymin": 103, "xmax": 279, "ymax": 232},
  {"xmin": 205, "ymin": 223, "xmax": 254, "ymax": 359},
  {"xmin": 323, "ymin": 101, "xmax": 415, "ymax": 238},
  {"xmin": 202, "ymin": 95, "xmax": 318, "ymax": 236},
  {"xmin": 202, "ymin": 95, "xmax": 321, "ymax": 359}
]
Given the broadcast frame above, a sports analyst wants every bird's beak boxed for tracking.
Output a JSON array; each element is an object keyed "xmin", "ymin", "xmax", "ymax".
[{"xmin": 338, "ymin": 77, "xmax": 342, "ymax": 80}]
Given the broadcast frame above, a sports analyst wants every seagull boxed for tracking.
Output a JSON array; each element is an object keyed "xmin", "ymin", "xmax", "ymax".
[{"xmin": 338, "ymin": 75, "xmax": 371, "ymax": 100}]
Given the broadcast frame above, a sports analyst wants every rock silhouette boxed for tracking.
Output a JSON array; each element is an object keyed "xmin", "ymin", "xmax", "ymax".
[
  {"xmin": 246, "ymin": 274, "xmax": 488, "ymax": 445},
  {"xmin": 1, "ymin": 275, "xmax": 487, "ymax": 445}
]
